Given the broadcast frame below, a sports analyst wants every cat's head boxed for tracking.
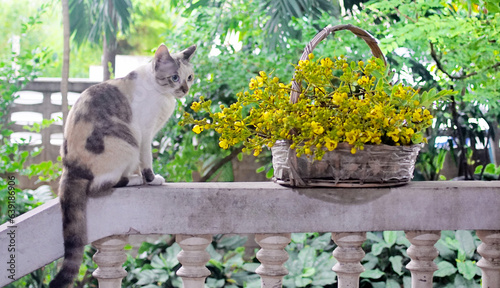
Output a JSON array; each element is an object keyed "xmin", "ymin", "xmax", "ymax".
[{"xmin": 153, "ymin": 44, "xmax": 196, "ymax": 99}]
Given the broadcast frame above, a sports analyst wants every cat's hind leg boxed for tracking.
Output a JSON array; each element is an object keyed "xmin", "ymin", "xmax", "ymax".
[{"xmin": 88, "ymin": 138, "xmax": 142, "ymax": 193}]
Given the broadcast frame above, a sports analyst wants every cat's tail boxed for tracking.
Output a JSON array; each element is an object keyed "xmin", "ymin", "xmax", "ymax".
[{"xmin": 50, "ymin": 171, "xmax": 89, "ymax": 288}]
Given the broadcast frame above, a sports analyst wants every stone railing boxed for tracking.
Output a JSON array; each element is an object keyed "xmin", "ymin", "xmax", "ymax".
[{"xmin": 1, "ymin": 181, "xmax": 499, "ymax": 288}]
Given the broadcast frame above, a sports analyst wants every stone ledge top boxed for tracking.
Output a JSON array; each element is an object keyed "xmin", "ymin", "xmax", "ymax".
[{"xmin": 1, "ymin": 181, "xmax": 499, "ymax": 285}]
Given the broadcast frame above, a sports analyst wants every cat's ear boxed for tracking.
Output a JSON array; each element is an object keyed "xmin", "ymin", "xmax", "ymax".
[
  {"xmin": 181, "ymin": 45, "xmax": 197, "ymax": 62},
  {"xmin": 154, "ymin": 44, "xmax": 173, "ymax": 64}
]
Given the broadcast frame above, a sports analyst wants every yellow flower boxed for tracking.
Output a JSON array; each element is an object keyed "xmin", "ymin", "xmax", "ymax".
[
  {"xmin": 256, "ymin": 78, "xmax": 265, "ymax": 86},
  {"xmin": 219, "ymin": 139, "xmax": 229, "ymax": 149},
  {"xmin": 253, "ymin": 148, "xmax": 261, "ymax": 156},
  {"xmin": 324, "ymin": 137, "xmax": 338, "ymax": 151},
  {"xmin": 234, "ymin": 121, "xmax": 244, "ymax": 132},
  {"xmin": 193, "ymin": 125, "xmax": 203, "ymax": 134},
  {"xmin": 413, "ymin": 108, "xmax": 423, "ymax": 122},
  {"xmin": 311, "ymin": 121, "xmax": 324, "ymax": 135},
  {"xmin": 387, "ymin": 128, "xmax": 401, "ymax": 142},
  {"xmin": 249, "ymin": 78, "xmax": 258, "ymax": 90},
  {"xmin": 351, "ymin": 147, "xmax": 357, "ymax": 154},
  {"xmin": 346, "ymin": 130, "xmax": 359, "ymax": 145},
  {"xmin": 357, "ymin": 76, "xmax": 370, "ymax": 86},
  {"xmin": 308, "ymin": 53, "xmax": 314, "ymax": 60},
  {"xmin": 190, "ymin": 102, "xmax": 202, "ymax": 112},
  {"xmin": 320, "ymin": 57, "xmax": 333, "ymax": 68},
  {"xmin": 405, "ymin": 127, "xmax": 415, "ymax": 137},
  {"xmin": 332, "ymin": 92, "xmax": 347, "ymax": 105}
]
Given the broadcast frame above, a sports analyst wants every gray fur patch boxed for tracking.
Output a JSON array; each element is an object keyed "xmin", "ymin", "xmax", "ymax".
[
  {"xmin": 114, "ymin": 177, "xmax": 129, "ymax": 187},
  {"xmin": 182, "ymin": 45, "xmax": 196, "ymax": 62},
  {"xmin": 142, "ymin": 168, "xmax": 155, "ymax": 182},
  {"xmin": 63, "ymin": 159, "xmax": 94, "ymax": 180},
  {"xmin": 126, "ymin": 71, "xmax": 138, "ymax": 80},
  {"xmin": 76, "ymin": 83, "xmax": 132, "ymax": 124},
  {"xmin": 63, "ymin": 139, "xmax": 68, "ymax": 155},
  {"xmin": 74, "ymin": 83, "xmax": 138, "ymax": 154},
  {"xmin": 85, "ymin": 122, "xmax": 137, "ymax": 154},
  {"xmin": 85, "ymin": 129, "xmax": 105, "ymax": 154}
]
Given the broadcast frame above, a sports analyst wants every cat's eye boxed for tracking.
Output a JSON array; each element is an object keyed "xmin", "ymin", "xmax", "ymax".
[
  {"xmin": 171, "ymin": 75, "xmax": 180, "ymax": 82},
  {"xmin": 188, "ymin": 74, "xmax": 193, "ymax": 81}
]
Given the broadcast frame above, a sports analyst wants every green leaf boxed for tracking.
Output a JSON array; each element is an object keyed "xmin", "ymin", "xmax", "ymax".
[
  {"xmin": 457, "ymin": 260, "xmax": 477, "ymax": 280},
  {"xmin": 256, "ymin": 165, "xmax": 266, "ymax": 173},
  {"xmin": 135, "ymin": 269, "xmax": 157, "ymax": 285},
  {"xmin": 266, "ymin": 168, "xmax": 274, "ymax": 179},
  {"xmin": 298, "ymin": 246, "xmax": 316, "ymax": 268},
  {"xmin": 311, "ymin": 270, "xmax": 337, "ymax": 286},
  {"xmin": 165, "ymin": 243, "xmax": 181, "ymax": 269},
  {"xmin": 444, "ymin": 237, "xmax": 461, "ymax": 251},
  {"xmin": 371, "ymin": 242, "xmax": 387, "ymax": 256},
  {"xmin": 389, "ymin": 255, "xmax": 404, "ymax": 275},
  {"xmin": 435, "ymin": 260, "xmax": 457, "ymax": 277},
  {"xmin": 436, "ymin": 239, "xmax": 456, "ymax": 260},
  {"xmin": 362, "ymin": 253, "xmax": 379, "ymax": 271},
  {"xmin": 350, "ymin": 60, "xmax": 357, "ymax": 71},
  {"xmin": 360, "ymin": 268, "xmax": 384, "ymax": 279},
  {"xmin": 474, "ymin": 165, "xmax": 484, "ymax": 174},
  {"xmin": 455, "ymin": 230, "xmax": 476, "ymax": 258},
  {"xmin": 484, "ymin": 163, "xmax": 496, "ymax": 174},
  {"xmin": 294, "ymin": 275, "xmax": 313, "ymax": 287},
  {"xmin": 292, "ymin": 233, "xmax": 307, "ymax": 243},
  {"xmin": 310, "ymin": 233, "xmax": 332, "ymax": 249},
  {"xmin": 386, "ymin": 279, "xmax": 400, "ymax": 288},
  {"xmin": 302, "ymin": 267, "xmax": 316, "ymax": 278},
  {"xmin": 150, "ymin": 254, "xmax": 165, "ymax": 269},
  {"xmin": 383, "ymin": 231, "xmax": 398, "ymax": 246},
  {"xmin": 217, "ymin": 235, "xmax": 247, "ymax": 249},
  {"xmin": 486, "ymin": 1, "xmax": 500, "ymax": 13},
  {"xmin": 367, "ymin": 232, "xmax": 383, "ymax": 243}
]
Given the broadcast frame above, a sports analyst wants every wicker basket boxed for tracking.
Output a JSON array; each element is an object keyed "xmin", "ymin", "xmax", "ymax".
[{"xmin": 272, "ymin": 24, "xmax": 422, "ymax": 187}]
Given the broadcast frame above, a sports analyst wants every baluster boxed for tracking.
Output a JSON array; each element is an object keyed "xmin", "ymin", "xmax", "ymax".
[
  {"xmin": 176, "ymin": 234, "xmax": 212, "ymax": 288},
  {"xmin": 92, "ymin": 235, "xmax": 129, "ymax": 288},
  {"xmin": 405, "ymin": 230, "xmax": 440, "ymax": 288},
  {"xmin": 331, "ymin": 232, "xmax": 366, "ymax": 288},
  {"xmin": 477, "ymin": 230, "xmax": 500, "ymax": 287},
  {"xmin": 255, "ymin": 233, "xmax": 292, "ymax": 288}
]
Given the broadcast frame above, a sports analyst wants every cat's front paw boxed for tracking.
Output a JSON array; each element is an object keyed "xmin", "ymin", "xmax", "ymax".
[{"xmin": 148, "ymin": 174, "xmax": 165, "ymax": 185}]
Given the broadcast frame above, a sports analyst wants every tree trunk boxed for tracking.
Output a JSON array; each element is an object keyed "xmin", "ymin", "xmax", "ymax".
[
  {"xmin": 61, "ymin": 0, "xmax": 70, "ymax": 125},
  {"xmin": 492, "ymin": 121, "xmax": 500, "ymax": 165},
  {"xmin": 102, "ymin": 35, "xmax": 110, "ymax": 81},
  {"xmin": 102, "ymin": 0, "xmax": 117, "ymax": 81},
  {"xmin": 102, "ymin": 35, "xmax": 116, "ymax": 81}
]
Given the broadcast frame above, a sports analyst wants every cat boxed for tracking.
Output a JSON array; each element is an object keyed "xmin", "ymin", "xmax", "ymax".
[{"xmin": 49, "ymin": 44, "xmax": 196, "ymax": 288}]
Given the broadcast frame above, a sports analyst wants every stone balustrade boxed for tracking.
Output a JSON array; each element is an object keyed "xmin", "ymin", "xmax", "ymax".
[
  {"xmin": 1, "ymin": 181, "xmax": 499, "ymax": 288},
  {"xmin": 12, "ymin": 78, "xmax": 98, "ymax": 161}
]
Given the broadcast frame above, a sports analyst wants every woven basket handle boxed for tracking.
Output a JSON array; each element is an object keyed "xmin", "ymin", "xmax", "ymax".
[{"xmin": 290, "ymin": 24, "xmax": 386, "ymax": 103}]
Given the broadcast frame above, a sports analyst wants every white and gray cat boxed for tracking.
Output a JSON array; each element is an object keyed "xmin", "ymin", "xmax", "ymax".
[{"xmin": 50, "ymin": 44, "xmax": 196, "ymax": 288}]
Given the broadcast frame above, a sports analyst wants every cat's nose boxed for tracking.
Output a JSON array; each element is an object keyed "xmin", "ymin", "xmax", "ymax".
[{"xmin": 181, "ymin": 82, "xmax": 189, "ymax": 93}]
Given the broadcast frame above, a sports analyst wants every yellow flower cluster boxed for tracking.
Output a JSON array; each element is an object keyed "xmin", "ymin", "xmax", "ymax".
[{"xmin": 182, "ymin": 54, "xmax": 449, "ymax": 160}]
